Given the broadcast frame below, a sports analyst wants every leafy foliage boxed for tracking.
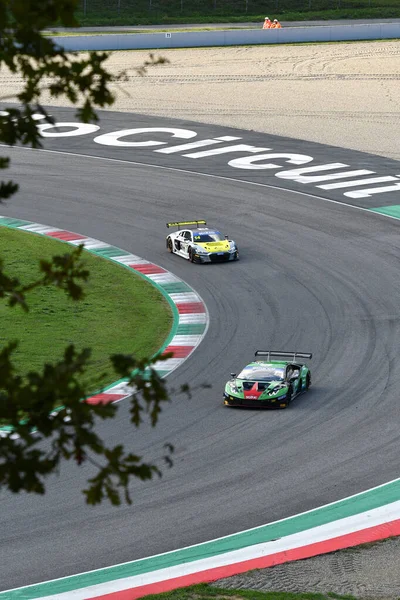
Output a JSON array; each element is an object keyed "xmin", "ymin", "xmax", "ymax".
[
  {"xmin": 0, "ymin": 341, "xmax": 175, "ymax": 505},
  {"xmin": 0, "ymin": 0, "xmax": 177, "ymax": 505}
]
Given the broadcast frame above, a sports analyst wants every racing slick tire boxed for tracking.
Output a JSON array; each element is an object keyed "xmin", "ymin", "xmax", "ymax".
[
  {"xmin": 234, "ymin": 249, "xmax": 239, "ymax": 261},
  {"xmin": 285, "ymin": 386, "xmax": 293, "ymax": 408},
  {"xmin": 305, "ymin": 373, "xmax": 311, "ymax": 390},
  {"xmin": 167, "ymin": 237, "xmax": 173, "ymax": 253},
  {"xmin": 188, "ymin": 247, "xmax": 195, "ymax": 263}
]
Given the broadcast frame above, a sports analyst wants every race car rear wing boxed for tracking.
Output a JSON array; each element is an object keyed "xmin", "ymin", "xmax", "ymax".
[
  {"xmin": 166, "ymin": 220, "xmax": 206, "ymax": 230},
  {"xmin": 255, "ymin": 351, "xmax": 312, "ymax": 361}
]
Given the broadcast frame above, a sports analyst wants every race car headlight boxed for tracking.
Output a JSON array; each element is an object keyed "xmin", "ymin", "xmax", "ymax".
[
  {"xmin": 194, "ymin": 245, "xmax": 208, "ymax": 255},
  {"xmin": 228, "ymin": 241, "xmax": 237, "ymax": 253},
  {"xmin": 229, "ymin": 381, "xmax": 238, "ymax": 393}
]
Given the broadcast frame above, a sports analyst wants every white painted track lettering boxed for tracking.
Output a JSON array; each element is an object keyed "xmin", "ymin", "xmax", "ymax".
[
  {"xmin": 1, "ymin": 111, "xmax": 45, "ymax": 120},
  {"xmin": 93, "ymin": 127, "xmax": 196, "ymax": 147},
  {"xmin": 228, "ymin": 153, "xmax": 313, "ymax": 170},
  {"xmin": 344, "ymin": 182, "xmax": 400, "ymax": 198},
  {"xmin": 184, "ymin": 144, "xmax": 270, "ymax": 158},
  {"xmin": 298, "ymin": 169, "xmax": 374, "ymax": 184},
  {"xmin": 319, "ymin": 176, "xmax": 398, "ymax": 190},
  {"xmin": 38, "ymin": 122, "xmax": 100, "ymax": 137},
  {"xmin": 155, "ymin": 136, "xmax": 241, "ymax": 154},
  {"xmin": 276, "ymin": 163, "xmax": 349, "ymax": 182}
]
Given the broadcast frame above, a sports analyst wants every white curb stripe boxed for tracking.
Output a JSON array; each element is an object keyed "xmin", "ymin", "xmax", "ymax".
[
  {"xmin": 70, "ymin": 238, "xmax": 110, "ymax": 249},
  {"xmin": 38, "ymin": 500, "xmax": 400, "ymax": 600},
  {"xmin": 153, "ymin": 358, "xmax": 185, "ymax": 371},
  {"xmin": 112, "ymin": 254, "xmax": 147, "ymax": 264},
  {"xmin": 169, "ymin": 292, "xmax": 201, "ymax": 303},
  {"xmin": 170, "ymin": 335, "xmax": 203, "ymax": 345},
  {"xmin": 113, "ymin": 258, "xmax": 150, "ymax": 266},
  {"xmin": 19, "ymin": 224, "xmax": 62, "ymax": 234},
  {"xmin": 101, "ymin": 384, "xmax": 134, "ymax": 396},
  {"xmin": 179, "ymin": 314, "xmax": 207, "ymax": 324},
  {"xmin": 147, "ymin": 273, "xmax": 180, "ymax": 284}
]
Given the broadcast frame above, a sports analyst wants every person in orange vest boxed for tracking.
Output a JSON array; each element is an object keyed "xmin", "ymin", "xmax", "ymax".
[
  {"xmin": 262, "ymin": 17, "xmax": 272, "ymax": 29},
  {"xmin": 271, "ymin": 19, "xmax": 282, "ymax": 28}
]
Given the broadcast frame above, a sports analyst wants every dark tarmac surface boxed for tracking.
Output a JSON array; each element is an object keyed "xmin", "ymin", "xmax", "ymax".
[{"xmin": 1, "ymin": 109, "xmax": 400, "ymax": 591}]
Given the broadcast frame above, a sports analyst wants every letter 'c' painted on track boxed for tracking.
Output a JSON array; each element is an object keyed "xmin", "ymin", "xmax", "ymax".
[
  {"xmin": 38, "ymin": 123, "xmax": 100, "ymax": 137},
  {"xmin": 228, "ymin": 153, "xmax": 314, "ymax": 170},
  {"xmin": 93, "ymin": 127, "xmax": 197, "ymax": 147}
]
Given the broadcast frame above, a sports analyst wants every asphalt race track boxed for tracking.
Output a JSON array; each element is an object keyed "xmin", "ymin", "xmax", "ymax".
[{"xmin": 1, "ymin": 109, "xmax": 400, "ymax": 590}]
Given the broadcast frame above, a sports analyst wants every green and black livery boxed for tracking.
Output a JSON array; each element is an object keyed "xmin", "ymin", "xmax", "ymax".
[{"xmin": 224, "ymin": 351, "xmax": 312, "ymax": 408}]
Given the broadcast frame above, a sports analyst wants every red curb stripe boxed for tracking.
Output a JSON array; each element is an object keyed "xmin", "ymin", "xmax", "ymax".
[
  {"xmin": 130, "ymin": 264, "xmax": 167, "ymax": 275},
  {"xmin": 163, "ymin": 345, "xmax": 194, "ymax": 358},
  {"xmin": 46, "ymin": 230, "xmax": 86, "ymax": 241},
  {"xmin": 86, "ymin": 393, "xmax": 127, "ymax": 405},
  {"xmin": 176, "ymin": 302, "xmax": 206, "ymax": 314},
  {"xmin": 89, "ymin": 518, "xmax": 400, "ymax": 600}
]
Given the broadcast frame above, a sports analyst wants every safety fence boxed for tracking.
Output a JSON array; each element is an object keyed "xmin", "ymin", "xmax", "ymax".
[{"xmin": 53, "ymin": 21, "xmax": 400, "ymax": 50}]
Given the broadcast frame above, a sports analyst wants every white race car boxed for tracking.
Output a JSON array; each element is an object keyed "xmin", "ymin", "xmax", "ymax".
[{"xmin": 166, "ymin": 220, "xmax": 239, "ymax": 264}]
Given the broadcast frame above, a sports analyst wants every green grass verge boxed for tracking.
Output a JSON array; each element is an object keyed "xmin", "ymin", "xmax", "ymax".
[
  {"xmin": 142, "ymin": 584, "xmax": 357, "ymax": 600},
  {"xmin": 0, "ymin": 227, "xmax": 172, "ymax": 393},
  {"xmin": 45, "ymin": 26, "xmax": 243, "ymax": 36},
  {"xmin": 73, "ymin": 5, "xmax": 400, "ymax": 27}
]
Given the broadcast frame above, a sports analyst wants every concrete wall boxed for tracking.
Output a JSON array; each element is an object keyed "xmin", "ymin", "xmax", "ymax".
[{"xmin": 53, "ymin": 23, "xmax": 400, "ymax": 52}]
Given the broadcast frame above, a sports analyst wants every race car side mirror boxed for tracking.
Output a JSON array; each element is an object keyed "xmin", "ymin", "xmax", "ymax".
[
  {"xmin": 230, "ymin": 373, "xmax": 236, "ymax": 378},
  {"xmin": 225, "ymin": 235, "xmax": 229, "ymax": 239}
]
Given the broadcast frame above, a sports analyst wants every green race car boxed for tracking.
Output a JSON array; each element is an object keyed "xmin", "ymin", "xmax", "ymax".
[{"xmin": 224, "ymin": 351, "xmax": 312, "ymax": 408}]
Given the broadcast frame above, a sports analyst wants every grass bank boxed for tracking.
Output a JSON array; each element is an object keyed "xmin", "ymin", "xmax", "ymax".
[
  {"xmin": 0, "ymin": 227, "xmax": 172, "ymax": 393},
  {"xmin": 142, "ymin": 584, "xmax": 356, "ymax": 600},
  {"xmin": 73, "ymin": 0, "xmax": 400, "ymax": 27}
]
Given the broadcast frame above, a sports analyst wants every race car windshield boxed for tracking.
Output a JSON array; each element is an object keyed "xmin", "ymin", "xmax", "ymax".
[
  {"xmin": 193, "ymin": 232, "xmax": 225, "ymax": 243},
  {"xmin": 238, "ymin": 366, "xmax": 285, "ymax": 381}
]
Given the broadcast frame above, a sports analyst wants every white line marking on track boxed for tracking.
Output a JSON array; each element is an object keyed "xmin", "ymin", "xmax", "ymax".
[{"xmin": 3, "ymin": 144, "xmax": 400, "ymax": 222}]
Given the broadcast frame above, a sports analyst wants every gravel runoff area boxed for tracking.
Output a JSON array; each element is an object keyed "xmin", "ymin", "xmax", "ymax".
[
  {"xmin": 213, "ymin": 537, "xmax": 400, "ymax": 599},
  {"xmin": 1, "ymin": 38, "xmax": 400, "ymax": 599},
  {"xmin": 3, "ymin": 40, "xmax": 399, "ymax": 160}
]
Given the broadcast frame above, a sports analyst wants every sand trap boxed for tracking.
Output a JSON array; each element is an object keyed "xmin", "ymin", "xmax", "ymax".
[{"xmin": 2, "ymin": 40, "xmax": 399, "ymax": 160}]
